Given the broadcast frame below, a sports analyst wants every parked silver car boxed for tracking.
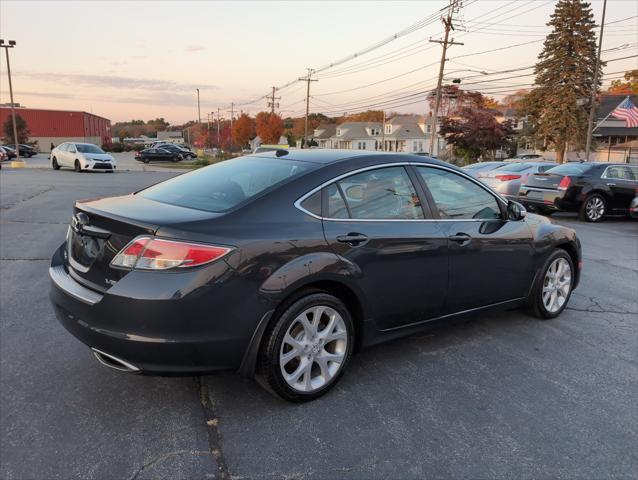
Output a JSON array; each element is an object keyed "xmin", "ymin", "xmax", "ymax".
[
  {"xmin": 480, "ymin": 161, "xmax": 557, "ymax": 199},
  {"xmin": 461, "ymin": 161, "xmax": 508, "ymax": 179}
]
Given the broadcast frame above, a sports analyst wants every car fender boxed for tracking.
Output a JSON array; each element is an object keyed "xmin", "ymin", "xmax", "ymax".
[
  {"xmin": 238, "ymin": 252, "xmax": 367, "ymax": 377},
  {"xmin": 525, "ymin": 213, "xmax": 582, "ymax": 291}
]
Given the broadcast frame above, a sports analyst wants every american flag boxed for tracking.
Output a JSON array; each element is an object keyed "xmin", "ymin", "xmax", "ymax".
[{"xmin": 610, "ymin": 97, "xmax": 638, "ymax": 128}]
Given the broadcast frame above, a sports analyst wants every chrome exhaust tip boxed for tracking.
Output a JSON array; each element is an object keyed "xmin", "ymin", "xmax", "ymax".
[{"xmin": 91, "ymin": 348, "xmax": 140, "ymax": 373}]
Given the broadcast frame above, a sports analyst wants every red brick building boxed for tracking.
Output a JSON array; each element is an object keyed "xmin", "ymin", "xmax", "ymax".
[{"xmin": 0, "ymin": 107, "xmax": 111, "ymax": 152}]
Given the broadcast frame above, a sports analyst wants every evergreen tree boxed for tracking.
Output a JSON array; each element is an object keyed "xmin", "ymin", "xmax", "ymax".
[{"xmin": 521, "ymin": 0, "xmax": 602, "ymax": 163}]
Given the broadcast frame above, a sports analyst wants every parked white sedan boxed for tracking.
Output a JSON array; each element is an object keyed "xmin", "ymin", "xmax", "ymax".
[{"xmin": 51, "ymin": 142, "xmax": 116, "ymax": 172}]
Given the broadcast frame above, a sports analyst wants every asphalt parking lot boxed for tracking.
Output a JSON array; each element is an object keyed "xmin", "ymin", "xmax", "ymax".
[{"xmin": 1, "ymin": 167, "xmax": 637, "ymax": 480}]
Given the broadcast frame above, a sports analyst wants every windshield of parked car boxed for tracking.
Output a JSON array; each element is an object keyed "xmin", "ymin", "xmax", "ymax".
[
  {"xmin": 139, "ymin": 156, "xmax": 317, "ymax": 212},
  {"xmin": 546, "ymin": 163, "xmax": 594, "ymax": 175},
  {"xmin": 76, "ymin": 144, "xmax": 105, "ymax": 154}
]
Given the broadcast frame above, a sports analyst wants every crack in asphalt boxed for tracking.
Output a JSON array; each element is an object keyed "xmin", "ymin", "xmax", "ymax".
[
  {"xmin": 127, "ymin": 450, "xmax": 213, "ymax": 480},
  {"xmin": 197, "ymin": 376, "xmax": 231, "ymax": 480},
  {"xmin": 569, "ymin": 294, "xmax": 638, "ymax": 316},
  {"xmin": 0, "ymin": 185, "xmax": 55, "ymax": 210},
  {"xmin": 0, "ymin": 258, "xmax": 49, "ymax": 261}
]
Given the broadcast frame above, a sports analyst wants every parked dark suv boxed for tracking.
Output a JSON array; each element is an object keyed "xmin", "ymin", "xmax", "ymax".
[
  {"xmin": 519, "ymin": 162, "xmax": 638, "ymax": 222},
  {"xmin": 50, "ymin": 151, "xmax": 582, "ymax": 402}
]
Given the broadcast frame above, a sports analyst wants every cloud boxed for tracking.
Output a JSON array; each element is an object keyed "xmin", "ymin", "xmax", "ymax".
[
  {"xmin": 184, "ymin": 45, "xmax": 206, "ymax": 53},
  {"xmin": 15, "ymin": 71, "xmax": 216, "ymax": 93}
]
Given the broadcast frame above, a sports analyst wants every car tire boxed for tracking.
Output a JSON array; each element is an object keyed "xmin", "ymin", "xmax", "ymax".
[
  {"xmin": 143, "ymin": 158, "xmax": 150, "ymax": 164},
  {"xmin": 537, "ymin": 207, "xmax": 554, "ymax": 216},
  {"xmin": 74, "ymin": 160, "xmax": 82, "ymax": 172},
  {"xmin": 258, "ymin": 292, "xmax": 354, "ymax": 402},
  {"xmin": 579, "ymin": 193, "xmax": 606, "ymax": 222},
  {"xmin": 52, "ymin": 157, "xmax": 60, "ymax": 170},
  {"xmin": 528, "ymin": 249, "xmax": 575, "ymax": 320}
]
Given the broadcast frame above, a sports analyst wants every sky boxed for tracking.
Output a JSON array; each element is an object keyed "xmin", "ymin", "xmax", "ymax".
[{"xmin": 1, "ymin": 0, "xmax": 636, "ymax": 124}]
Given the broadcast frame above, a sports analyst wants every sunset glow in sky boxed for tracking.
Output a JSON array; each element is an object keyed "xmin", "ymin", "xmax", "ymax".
[{"xmin": 1, "ymin": 1, "xmax": 636, "ymax": 123}]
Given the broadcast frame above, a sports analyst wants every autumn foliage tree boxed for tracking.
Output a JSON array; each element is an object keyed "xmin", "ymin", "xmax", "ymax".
[
  {"xmin": 255, "ymin": 112, "xmax": 284, "ymax": 144},
  {"xmin": 608, "ymin": 70, "xmax": 638, "ymax": 94},
  {"xmin": 232, "ymin": 114, "xmax": 256, "ymax": 148},
  {"xmin": 439, "ymin": 107, "xmax": 515, "ymax": 162},
  {"xmin": 427, "ymin": 85, "xmax": 483, "ymax": 117}
]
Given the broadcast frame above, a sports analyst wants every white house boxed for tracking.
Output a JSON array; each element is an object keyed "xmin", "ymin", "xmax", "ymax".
[{"xmin": 330, "ymin": 122, "xmax": 383, "ymax": 150}]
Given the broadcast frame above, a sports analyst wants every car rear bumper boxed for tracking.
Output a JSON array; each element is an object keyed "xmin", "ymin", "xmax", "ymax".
[
  {"xmin": 518, "ymin": 187, "xmax": 578, "ymax": 211},
  {"xmin": 49, "ymin": 243, "xmax": 256, "ymax": 375}
]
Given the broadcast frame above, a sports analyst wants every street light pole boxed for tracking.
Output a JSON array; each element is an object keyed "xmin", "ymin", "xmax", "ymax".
[
  {"xmin": 585, "ymin": 0, "xmax": 607, "ymax": 161},
  {"xmin": 196, "ymin": 88, "xmax": 201, "ymax": 124},
  {"xmin": 0, "ymin": 39, "xmax": 21, "ymax": 164}
]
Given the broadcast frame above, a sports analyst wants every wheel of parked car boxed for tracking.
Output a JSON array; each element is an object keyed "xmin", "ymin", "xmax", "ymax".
[
  {"xmin": 52, "ymin": 157, "xmax": 60, "ymax": 170},
  {"xmin": 74, "ymin": 160, "xmax": 82, "ymax": 172},
  {"xmin": 143, "ymin": 158, "xmax": 150, "ymax": 164},
  {"xmin": 579, "ymin": 193, "xmax": 606, "ymax": 222},
  {"xmin": 259, "ymin": 292, "xmax": 354, "ymax": 402},
  {"xmin": 529, "ymin": 249, "xmax": 574, "ymax": 319}
]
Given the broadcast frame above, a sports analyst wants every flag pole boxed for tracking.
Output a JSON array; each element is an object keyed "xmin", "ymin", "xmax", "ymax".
[{"xmin": 591, "ymin": 95, "xmax": 629, "ymax": 133}]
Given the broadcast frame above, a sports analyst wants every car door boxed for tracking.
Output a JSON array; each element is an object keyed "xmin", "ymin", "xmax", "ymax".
[
  {"xmin": 66, "ymin": 144, "xmax": 78, "ymax": 166},
  {"xmin": 415, "ymin": 165, "xmax": 535, "ymax": 313},
  {"xmin": 58, "ymin": 143, "xmax": 71, "ymax": 166},
  {"xmin": 321, "ymin": 165, "xmax": 449, "ymax": 330},
  {"xmin": 602, "ymin": 165, "xmax": 637, "ymax": 211}
]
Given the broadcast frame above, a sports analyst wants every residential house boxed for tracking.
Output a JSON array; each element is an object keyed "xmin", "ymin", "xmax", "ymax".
[
  {"xmin": 313, "ymin": 124, "xmax": 337, "ymax": 149},
  {"xmin": 382, "ymin": 115, "xmax": 432, "ymax": 153},
  {"xmin": 331, "ymin": 122, "xmax": 382, "ymax": 150}
]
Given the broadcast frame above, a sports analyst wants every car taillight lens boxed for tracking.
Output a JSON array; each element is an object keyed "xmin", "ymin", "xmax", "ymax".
[
  {"xmin": 558, "ymin": 176, "xmax": 571, "ymax": 190},
  {"xmin": 111, "ymin": 237, "xmax": 232, "ymax": 270},
  {"xmin": 495, "ymin": 174, "xmax": 521, "ymax": 181}
]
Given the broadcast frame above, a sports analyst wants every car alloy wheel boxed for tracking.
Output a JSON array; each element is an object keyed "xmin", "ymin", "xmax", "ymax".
[
  {"xmin": 279, "ymin": 305, "xmax": 348, "ymax": 393},
  {"xmin": 74, "ymin": 160, "xmax": 81, "ymax": 172},
  {"xmin": 583, "ymin": 195, "xmax": 605, "ymax": 222},
  {"xmin": 52, "ymin": 157, "xmax": 60, "ymax": 170},
  {"xmin": 542, "ymin": 257, "xmax": 572, "ymax": 314}
]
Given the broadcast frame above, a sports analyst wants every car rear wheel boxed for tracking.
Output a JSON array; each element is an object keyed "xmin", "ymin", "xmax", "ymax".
[
  {"xmin": 74, "ymin": 160, "xmax": 82, "ymax": 172},
  {"xmin": 529, "ymin": 250, "xmax": 574, "ymax": 319},
  {"xmin": 258, "ymin": 292, "xmax": 354, "ymax": 402},
  {"xmin": 143, "ymin": 158, "xmax": 150, "ymax": 164},
  {"xmin": 52, "ymin": 157, "xmax": 60, "ymax": 170},
  {"xmin": 579, "ymin": 194, "xmax": 606, "ymax": 222}
]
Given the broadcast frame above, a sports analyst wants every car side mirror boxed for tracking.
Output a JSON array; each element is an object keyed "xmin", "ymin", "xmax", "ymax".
[{"xmin": 507, "ymin": 200, "xmax": 526, "ymax": 221}]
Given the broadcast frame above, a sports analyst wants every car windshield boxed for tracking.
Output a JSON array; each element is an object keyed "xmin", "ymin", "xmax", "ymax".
[
  {"xmin": 76, "ymin": 144, "xmax": 105, "ymax": 154},
  {"xmin": 139, "ymin": 156, "xmax": 317, "ymax": 212},
  {"xmin": 546, "ymin": 163, "xmax": 594, "ymax": 175},
  {"xmin": 500, "ymin": 163, "xmax": 536, "ymax": 172}
]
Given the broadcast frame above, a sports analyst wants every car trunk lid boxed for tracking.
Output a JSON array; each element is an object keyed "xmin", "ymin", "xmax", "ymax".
[
  {"xmin": 523, "ymin": 173, "xmax": 564, "ymax": 190},
  {"xmin": 66, "ymin": 194, "xmax": 220, "ymax": 292}
]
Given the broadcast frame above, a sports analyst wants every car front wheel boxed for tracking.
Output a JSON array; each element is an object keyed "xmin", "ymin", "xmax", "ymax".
[
  {"xmin": 74, "ymin": 160, "xmax": 82, "ymax": 172},
  {"xmin": 258, "ymin": 292, "xmax": 354, "ymax": 402},
  {"xmin": 579, "ymin": 193, "xmax": 606, "ymax": 222},
  {"xmin": 529, "ymin": 250, "xmax": 574, "ymax": 319},
  {"xmin": 52, "ymin": 157, "xmax": 60, "ymax": 170}
]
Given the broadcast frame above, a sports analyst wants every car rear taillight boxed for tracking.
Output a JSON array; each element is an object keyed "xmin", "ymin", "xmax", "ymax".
[
  {"xmin": 558, "ymin": 176, "xmax": 572, "ymax": 191},
  {"xmin": 111, "ymin": 237, "xmax": 232, "ymax": 270},
  {"xmin": 134, "ymin": 151, "xmax": 141, "ymax": 157},
  {"xmin": 495, "ymin": 174, "xmax": 521, "ymax": 181}
]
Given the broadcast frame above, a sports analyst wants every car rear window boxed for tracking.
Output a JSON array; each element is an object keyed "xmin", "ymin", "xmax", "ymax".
[
  {"xmin": 139, "ymin": 156, "xmax": 316, "ymax": 212},
  {"xmin": 500, "ymin": 163, "xmax": 534, "ymax": 172},
  {"xmin": 546, "ymin": 163, "xmax": 594, "ymax": 175}
]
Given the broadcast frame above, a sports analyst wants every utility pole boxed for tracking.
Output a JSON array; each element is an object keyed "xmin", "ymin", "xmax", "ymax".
[
  {"xmin": 227, "ymin": 103, "xmax": 235, "ymax": 152},
  {"xmin": 585, "ymin": 0, "xmax": 607, "ymax": 161},
  {"xmin": 299, "ymin": 68, "xmax": 318, "ymax": 148},
  {"xmin": 381, "ymin": 111, "xmax": 386, "ymax": 151},
  {"xmin": 196, "ymin": 88, "xmax": 202, "ymax": 124},
  {"xmin": 428, "ymin": 0, "xmax": 463, "ymax": 157},
  {"xmin": 268, "ymin": 86, "xmax": 281, "ymax": 114},
  {"xmin": 207, "ymin": 113, "xmax": 211, "ymax": 149},
  {"xmin": 216, "ymin": 107, "xmax": 221, "ymax": 148},
  {"xmin": 0, "ymin": 39, "xmax": 21, "ymax": 164}
]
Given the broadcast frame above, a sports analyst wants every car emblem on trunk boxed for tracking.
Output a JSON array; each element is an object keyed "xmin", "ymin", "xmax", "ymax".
[{"xmin": 71, "ymin": 212, "xmax": 89, "ymax": 233}]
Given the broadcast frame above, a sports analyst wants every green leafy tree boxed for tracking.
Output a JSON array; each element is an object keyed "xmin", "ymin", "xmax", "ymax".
[
  {"xmin": 3, "ymin": 114, "xmax": 30, "ymax": 144},
  {"xmin": 520, "ymin": 0, "xmax": 602, "ymax": 163}
]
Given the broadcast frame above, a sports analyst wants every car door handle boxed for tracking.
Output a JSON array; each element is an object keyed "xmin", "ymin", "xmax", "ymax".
[
  {"xmin": 449, "ymin": 233, "xmax": 472, "ymax": 245},
  {"xmin": 606, "ymin": 182, "xmax": 616, "ymax": 186},
  {"xmin": 336, "ymin": 233, "xmax": 368, "ymax": 246}
]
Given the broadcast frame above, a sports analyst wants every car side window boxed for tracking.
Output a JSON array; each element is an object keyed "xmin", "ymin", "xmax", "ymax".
[
  {"xmin": 606, "ymin": 166, "xmax": 636, "ymax": 181},
  {"xmin": 300, "ymin": 191, "xmax": 322, "ymax": 217},
  {"xmin": 68, "ymin": 144, "xmax": 77, "ymax": 153},
  {"xmin": 327, "ymin": 166, "xmax": 424, "ymax": 220},
  {"xmin": 326, "ymin": 184, "xmax": 349, "ymax": 219},
  {"xmin": 417, "ymin": 167, "xmax": 502, "ymax": 220}
]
